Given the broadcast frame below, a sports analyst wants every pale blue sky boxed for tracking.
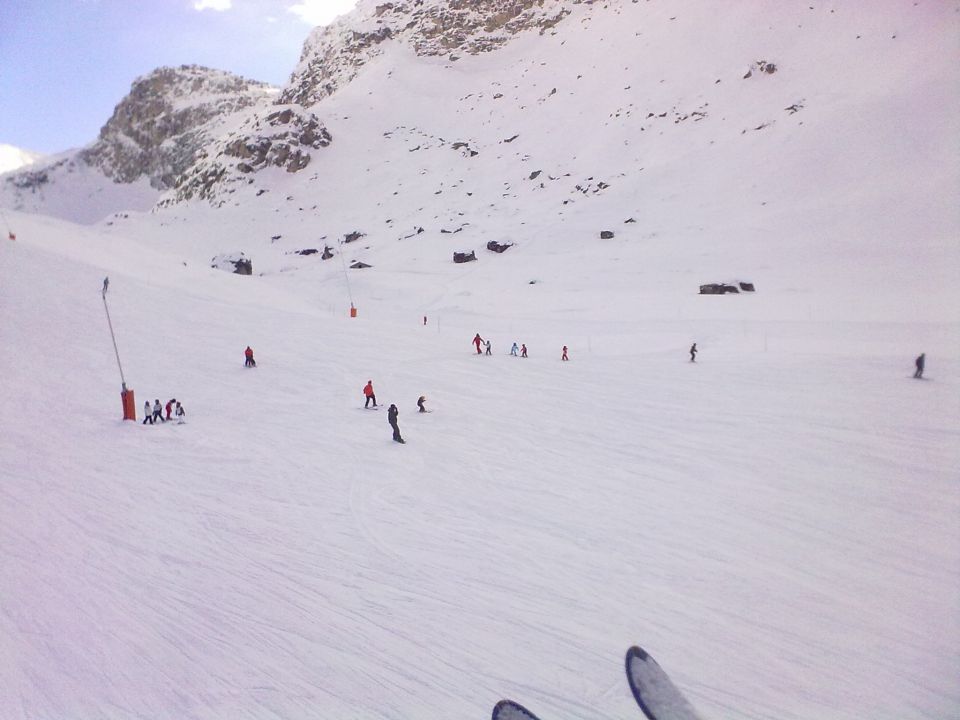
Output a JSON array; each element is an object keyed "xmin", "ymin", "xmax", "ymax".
[{"xmin": 0, "ymin": 0, "xmax": 358, "ymax": 155}]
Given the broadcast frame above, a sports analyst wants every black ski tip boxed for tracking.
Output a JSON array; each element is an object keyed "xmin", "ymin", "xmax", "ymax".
[
  {"xmin": 626, "ymin": 645, "xmax": 661, "ymax": 720},
  {"xmin": 493, "ymin": 699, "xmax": 542, "ymax": 720},
  {"xmin": 627, "ymin": 645, "xmax": 652, "ymax": 663}
]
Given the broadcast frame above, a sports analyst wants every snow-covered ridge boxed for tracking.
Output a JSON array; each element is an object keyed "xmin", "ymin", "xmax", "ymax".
[{"xmin": 280, "ymin": 0, "xmax": 574, "ymax": 108}]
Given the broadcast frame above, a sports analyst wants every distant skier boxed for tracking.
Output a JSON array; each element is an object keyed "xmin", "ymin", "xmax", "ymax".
[
  {"xmin": 417, "ymin": 395, "xmax": 427, "ymax": 413},
  {"xmin": 423, "ymin": 315, "xmax": 428, "ymax": 326},
  {"xmin": 561, "ymin": 345, "xmax": 569, "ymax": 361},
  {"xmin": 485, "ymin": 340, "xmax": 492, "ymax": 356},
  {"xmin": 165, "ymin": 398, "xmax": 176, "ymax": 421},
  {"xmin": 175, "ymin": 401, "xmax": 186, "ymax": 424},
  {"xmin": 473, "ymin": 333, "xmax": 484, "ymax": 354},
  {"xmin": 142, "ymin": 400, "xmax": 154, "ymax": 425},
  {"xmin": 387, "ymin": 404, "xmax": 404, "ymax": 443},
  {"xmin": 244, "ymin": 346, "xmax": 256, "ymax": 368},
  {"xmin": 914, "ymin": 353, "xmax": 925, "ymax": 379},
  {"xmin": 689, "ymin": 343, "xmax": 698, "ymax": 362},
  {"xmin": 510, "ymin": 342, "xmax": 519, "ymax": 356},
  {"xmin": 152, "ymin": 399, "xmax": 165, "ymax": 423},
  {"xmin": 364, "ymin": 380, "xmax": 378, "ymax": 408},
  {"xmin": 521, "ymin": 343, "xmax": 528, "ymax": 358}
]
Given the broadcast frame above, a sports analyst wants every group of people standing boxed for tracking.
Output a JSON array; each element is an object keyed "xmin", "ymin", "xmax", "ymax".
[
  {"xmin": 142, "ymin": 398, "xmax": 185, "ymax": 425},
  {"xmin": 476, "ymin": 333, "xmax": 566, "ymax": 360}
]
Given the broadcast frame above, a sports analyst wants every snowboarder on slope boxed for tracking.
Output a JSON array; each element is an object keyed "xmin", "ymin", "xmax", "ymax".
[
  {"xmin": 511, "ymin": 342, "xmax": 519, "ymax": 356},
  {"xmin": 142, "ymin": 401, "xmax": 154, "ymax": 425},
  {"xmin": 364, "ymin": 380, "xmax": 377, "ymax": 408},
  {"xmin": 473, "ymin": 333, "xmax": 484, "ymax": 354},
  {"xmin": 417, "ymin": 395, "xmax": 427, "ymax": 413},
  {"xmin": 175, "ymin": 401, "xmax": 186, "ymax": 424},
  {"xmin": 152, "ymin": 399, "xmax": 165, "ymax": 423},
  {"xmin": 690, "ymin": 343, "xmax": 697, "ymax": 362},
  {"xmin": 914, "ymin": 353, "xmax": 925, "ymax": 379},
  {"xmin": 521, "ymin": 343, "xmax": 527, "ymax": 358},
  {"xmin": 561, "ymin": 345, "xmax": 569, "ymax": 361},
  {"xmin": 388, "ymin": 404, "xmax": 404, "ymax": 443},
  {"xmin": 244, "ymin": 346, "xmax": 256, "ymax": 368}
]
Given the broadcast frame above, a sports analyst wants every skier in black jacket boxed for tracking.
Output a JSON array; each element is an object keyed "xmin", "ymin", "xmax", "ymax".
[{"xmin": 387, "ymin": 404, "xmax": 404, "ymax": 443}]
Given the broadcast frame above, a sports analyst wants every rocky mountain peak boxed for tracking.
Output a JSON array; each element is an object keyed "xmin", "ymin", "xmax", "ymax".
[{"xmin": 80, "ymin": 64, "xmax": 278, "ymax": 189}]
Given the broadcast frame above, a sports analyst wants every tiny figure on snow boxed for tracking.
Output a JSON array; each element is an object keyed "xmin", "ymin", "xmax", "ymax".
[
  {"xmin": 914, "ymin": 353, "xmax": 925, "ymax": 379},
  {"xmin": 244, "ymin": 346, "xmax": 256, "ymax": 368},
  {"xmin": 473, "ymin": 333, "xmax": 484, "ymax": 354},
  {"xmin": 175, "ymin": 401, "xmax": 186, "ymax": 424},
  {"xmin": 510, "ymin": 342, "xmax": 519, "ymax": 356},
  {"xmin": 417, "ymin": 395, "xmax": 427, "ymax": 413},
  {"xmin": 364, "ymin": 380, "xmax": 378, "ymax": 408},
  {"xmin": 152, "ymin": 399, "xmax": 165, "ymax": 423},
  {"xmin": 561, "ymin": 345, "xmax": 569, "ymax": 361},
  {"xmin": 689, "ymin": 343, "xmax": 698, "ymax": 362},
  {"xmin": 165, "ymin": 398, "xmax": 176, "ymax": 421},
  {"xmin": 388, "ymin": 404, "xmax": 404, "ymax": 443},
  {"xmin": 521, "ymin": 343, "xmax": 528, "ymax": 358},
  {"xmin": 423, "ymin": 315, "xmax": 428, "ymax": 326},
  {"xmin": 485, "ymin": 340, "xmax": 492, "ymax": 356},
  {"xmin": 142, "ymin": 400, "xmax": 154, "ymax": 425}
]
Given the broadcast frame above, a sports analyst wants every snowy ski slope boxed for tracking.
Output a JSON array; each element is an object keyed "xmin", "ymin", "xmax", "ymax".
[{"xmin": 1, "ymin": 1, "xmax": 959, "ymax": 718}]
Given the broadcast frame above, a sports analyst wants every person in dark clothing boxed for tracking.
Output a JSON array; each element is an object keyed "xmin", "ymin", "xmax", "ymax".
[
  {"xmin": 914, "ymin": 353, "xmax": 925, "ymax": 378},
  {"xmin": 244, "ymin": 346, "xmax": 256, "ymax": 367},
  {"xmin": 417, "ymin": 395, "xmax": 427, "ymax": 413},
  {"xmin": 521, "ymin": 343, "xmax": 527, "ymax": 358},
  {"xmin": 561, "ymin": 345, "xmax": 569, "ymax": 361},
  {"xmin": 485, "ymin": 340, "xmax": 492, "ymax": 356},
  {"xmin": 387, "ymin": 404, "xmax": 404, "ymax": 443},
  {"xmin": 690, "ymin": 343, "xmax": 698, "ymax": 362}
]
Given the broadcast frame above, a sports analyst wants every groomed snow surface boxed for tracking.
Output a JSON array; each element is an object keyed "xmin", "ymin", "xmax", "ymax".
[{"xmin": 1, "ymin": 212, "xmax": 957, "ymax": 720}]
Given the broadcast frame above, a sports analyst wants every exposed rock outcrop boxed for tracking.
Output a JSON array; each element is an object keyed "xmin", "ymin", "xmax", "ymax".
[{"xmin": 162, "ymin": 105, "xmax": 332, "ymax": 204}]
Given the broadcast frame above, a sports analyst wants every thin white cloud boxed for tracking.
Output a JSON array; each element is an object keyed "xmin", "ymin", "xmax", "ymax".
[
  {"xmin": 287, "ymin": 0, "xmax": 357, "ymax": 27},
  {"xmin": 194, "ymin": 0, "xmax": 232, "ymax": 11}
]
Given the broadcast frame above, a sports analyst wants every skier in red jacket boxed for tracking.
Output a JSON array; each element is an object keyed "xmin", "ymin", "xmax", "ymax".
[
  {"xmin": 363, "ymin": 380, "xmax": 377, "ymax": 408},
  {"xmin": 473, "ymin": 333, "xmax": 484, "ymax": 354}
]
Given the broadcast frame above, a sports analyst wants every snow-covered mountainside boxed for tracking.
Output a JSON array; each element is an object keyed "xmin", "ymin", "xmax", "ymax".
[
  {"xmin": 123, "ymin": 0, "xmax": 956, "ymax": 325},
  {"xmin": 0, "ymin": 144, "xmax": 45, "ymax": 174},
  {"xmin": 1, "ymin": 2, "xmax": 958, "ymax": 719},
  {"xmin": 0, "ymin": 65, "xmax": 277, "ymax": 223}
]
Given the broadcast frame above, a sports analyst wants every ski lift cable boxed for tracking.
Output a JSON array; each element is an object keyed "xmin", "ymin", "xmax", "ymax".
[{"xmin": 338, "ymin": 239, "xmax": 355, "ymax": 307}]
